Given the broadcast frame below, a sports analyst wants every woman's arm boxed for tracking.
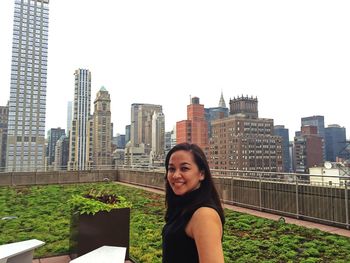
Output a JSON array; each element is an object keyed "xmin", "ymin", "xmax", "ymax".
[{"xmin": 186, "ymin": 207, "xmax": 224, "ymax": 263}]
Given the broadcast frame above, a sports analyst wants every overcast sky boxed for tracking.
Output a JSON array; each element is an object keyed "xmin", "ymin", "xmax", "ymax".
[{"xmin": 1, "ymin": 0, "xmax": 350, "ymax": 140}]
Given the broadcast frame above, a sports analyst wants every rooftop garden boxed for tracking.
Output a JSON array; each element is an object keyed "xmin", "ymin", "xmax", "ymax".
[{"xmin": 0, "ymin": 182, "xmax": 350, "ymax": 263}]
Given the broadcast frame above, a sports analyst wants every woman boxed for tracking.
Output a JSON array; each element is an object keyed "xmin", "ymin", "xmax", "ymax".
[{"xmin": 162, "ymin": 143, "xmax": 225, "ymax": 263}]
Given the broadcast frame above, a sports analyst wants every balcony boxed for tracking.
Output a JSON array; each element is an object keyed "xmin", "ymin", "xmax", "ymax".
[{"xmin": 0, "ymin": 168, "xmax": 350, "ymax": 262}]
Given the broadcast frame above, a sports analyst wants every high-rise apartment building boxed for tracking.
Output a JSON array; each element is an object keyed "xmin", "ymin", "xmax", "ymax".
[
  {"xmin": 6, "ymin": 0, "xmax": 49, "ymax": 171},
  {"xmin": 325, "ymin": 124, "xmax": 347, "ymax": 162},
  {"xmin": 68, "ymin": 69, "xmax": 93, "ymax": 170},
  {"xmin": 274, "ymin": 125, "xmax": 291, "ymax": 172},
  {"xmin": 93, "ymin": 87, "xmax": 112, "ymax": 168},
  {"xmin": 47, "ymin": 127, "xmax": 65, "ymax": 166},
  {"xmin": 0, "ymin": 105, "xmax": 9, "ymax": 171},
  {"xmin": 209, "ymin": 96, "xmax": 283, "ymax": 172},
  {"xmin": 176, "ymin": 97, "xmax": 208, "ymax": 151}
]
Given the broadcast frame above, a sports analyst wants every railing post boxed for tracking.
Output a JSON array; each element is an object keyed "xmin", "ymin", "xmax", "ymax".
[
  {"xmin": 230, "ymin": 173, "xmax": 234, "ymax": 205},
  {"xmin": 295, "ymin": 174, "xmax": 299, "ymax": 219},
  {"xmin": 345, "ymin": 180, "xmax": 349, "ymax": 229},
  {"xmin": 259, "ymin": 173, "xmax": 262, "ymax": 211}
]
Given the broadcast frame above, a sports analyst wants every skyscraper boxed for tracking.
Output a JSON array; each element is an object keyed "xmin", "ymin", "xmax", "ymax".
[
  {"xmin": 205, "ymin": 92, "xmax": 229, "ymax": 138},
  {"xmin": 301, "ymin": 115, "xmax": 325, "ymax": 162},
  {"xmin": 294, "ymin": 125, "xmax": 323, "ymax": 174},
  {"xmin": 130, "ymin": 103, "xmax": 163, "ymax": 151},
  {"xmin": 54, "ymin": 134, "xmax": 69, "ymax": 171},
  {"xmin": 68, "ymin": 69, "xmax": 93, "ymax": 170},
  {"xmin": 125, "ymin": 125, "xmax": 131, "ymax": 144},
  {"xmin": 6, "ymin": 0, "xmax": 49, "ymax": 171},
  {"xmin": 176, "ymin": 97, "xmax": 208, "ymax": 152},
  {"xmin": 93, "ymin": 86, "xmax": 112, "ymax": 168},
  {"xmin": 151, "ymin": 111, "xmax": 165, "ymax": 157},
  {"xmin": 274, "ymin": 125, "xmax": 291, "ymax": 172},
  {"xmin": 325, "ymin": 124, "xmax": 346, "ymax": 162},
  {"xmin": 46, "ymin": 127, "xmax": 65, "ymax": 167},
  {"xmin": 67, "ymin": 101, "xmax": 72, "ymax": 134}
]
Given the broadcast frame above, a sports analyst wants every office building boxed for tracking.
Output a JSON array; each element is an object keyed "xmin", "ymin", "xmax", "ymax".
[
  {"xmin": 46, "ymin": 127, "xmax": 65, "ymax": 166},
  {"xmin": 67, "ymin": 101, "xmax": 72, "ymax": 134},
  {"xmin": 176, "ymin": 97, "xmax": 208, "ymax": 152},
  {"xmin": 205, "ymin": 92, "xmax": 229, "ymax": 138},
  {"xmin": 54, "ymin": 135, "xmax": 69, "ymax": 171},
  {"xmin": 325, "ymin": 124, "xmax": 347, "ymax": 162},
  {"xmin": 209, "ymin": 96, "xmax": 283, "ymax": 172},
  {"xmin": 130, "ymin": 103, "xmax": 163, "ymax": 151},
  {"xmin": 301, "ymin": 115, "xmax": 325, "ymax": 161},
  {"xmin": 68, "ymin": 69, "xmax": 93, "ymax": 170},
  {"xmin": 274, "ymin": 125, "xmax": 291, "ymax": 172},
  {"xmin": 294, "ymin": 125, "xmax": 323, "ymax": 174},
  {"xmin": 151, "ymin": 111, "xmax": 165, "ymax": 165},
  {"xmin": 125, "ymin": 125, "xmax": 131, "ymax": 144},
  {"xmin": 6, "ymin": 0, "xmax": 49, "ymax": 171},
  {"xmin": 114, "ymin": 134, "xmax": 126, "ymax": 149},
  {"xmin": 93, "ymin": 87, "xmax": 112, "ymax": 168},
  {"xmin": 165, "ymin": 127, "xmax": 177, "ymax": 154}
]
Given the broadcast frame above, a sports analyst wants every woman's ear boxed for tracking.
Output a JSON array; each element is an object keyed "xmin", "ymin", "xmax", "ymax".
[{"xmin": 199, "ymin": 171, "xmax": 205, "ymax": 181}]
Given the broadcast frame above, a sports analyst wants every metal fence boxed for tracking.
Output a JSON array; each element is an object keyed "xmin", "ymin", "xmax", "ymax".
[
  {"xmin": 1, "ymin": 167, "xmax": 349, "ymax": 229},
  {"xmin": 117, "ymin": 168, "xmax": 350, "ymax": 229}
]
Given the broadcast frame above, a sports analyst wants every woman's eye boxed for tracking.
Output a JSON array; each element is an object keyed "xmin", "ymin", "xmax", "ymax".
[
  {"xmin": 168, "ymin": 167, "xmax": 175, "ymax": 173},
  {"xmin": 180, "ymin": 167, "xmax": 189, "ymax": 172}
]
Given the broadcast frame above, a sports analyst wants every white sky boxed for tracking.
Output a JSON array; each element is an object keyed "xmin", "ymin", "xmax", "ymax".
[{"xmin": 1, "ymin": 0, "xmax": 350, "ymax": 140}]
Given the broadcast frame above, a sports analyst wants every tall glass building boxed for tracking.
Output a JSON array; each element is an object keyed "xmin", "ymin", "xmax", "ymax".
[
  {"xmin": 325, "ymin": 124, "xmax": 346, "ymax": 162},
  {"xmin": 6, "ymin": 0, "xmax": 49, "ymax": 171},
  {"xmin": 68, "ymin": 69, "xmax": 93, "ymax": 170}
]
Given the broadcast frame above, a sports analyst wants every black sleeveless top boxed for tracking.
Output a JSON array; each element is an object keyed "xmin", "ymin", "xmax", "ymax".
[{"xmin": 162, "ymin": 188, "xmax": 223, "ymax": 263}]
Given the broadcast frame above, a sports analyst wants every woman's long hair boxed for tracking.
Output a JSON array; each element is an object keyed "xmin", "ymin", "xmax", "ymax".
[{"xmin": 164, "ymin": 143, "xmax": 225, "ymax": 223}]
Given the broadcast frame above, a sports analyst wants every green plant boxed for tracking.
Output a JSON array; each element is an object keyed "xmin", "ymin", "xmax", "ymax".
[{"xmin": 68, "ymin": 189, "xmax": 132, "ymax": 215}]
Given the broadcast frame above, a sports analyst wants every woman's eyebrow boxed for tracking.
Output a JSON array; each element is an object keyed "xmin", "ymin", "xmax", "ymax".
[{"xmin": 168, "ymin": 162, "xmax": 191, "ymax": 166}]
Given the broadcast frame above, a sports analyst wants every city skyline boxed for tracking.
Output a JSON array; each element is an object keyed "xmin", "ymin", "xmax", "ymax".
[{"xmin": 1, "ymin": 0, "xmax": 350, "ymax": 138}]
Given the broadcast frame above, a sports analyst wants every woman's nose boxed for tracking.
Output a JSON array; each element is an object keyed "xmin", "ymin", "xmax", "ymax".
[{"xmin": 172, "ymin": 170, "xmax": 181, "ymax": 178}]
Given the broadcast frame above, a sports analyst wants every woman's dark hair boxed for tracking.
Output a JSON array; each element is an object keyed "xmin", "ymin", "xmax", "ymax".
[{"xmin": 164, "ymin": 143, "xmax": 225, "ymax": 224}]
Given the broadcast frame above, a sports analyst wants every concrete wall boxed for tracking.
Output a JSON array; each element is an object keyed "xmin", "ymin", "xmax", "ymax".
[{"xmin": 0, "ymin": 170, "xmax": 117, "ymax": 186}]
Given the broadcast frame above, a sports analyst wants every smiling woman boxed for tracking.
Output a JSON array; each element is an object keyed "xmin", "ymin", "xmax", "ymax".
[{"xmin": 162, "ymin": 143, "xmax": 225, "ymax": 263}]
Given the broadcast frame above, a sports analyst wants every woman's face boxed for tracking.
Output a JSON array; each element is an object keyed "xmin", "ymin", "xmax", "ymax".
[{"xmin": 167, "ymin": 150, "xmax": 204, "ymax": 196}]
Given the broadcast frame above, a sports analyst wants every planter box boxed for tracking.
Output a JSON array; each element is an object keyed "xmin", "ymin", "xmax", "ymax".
[{"xmin": 70, "ymin": 207, "xmax": 130, "ymax": 260}]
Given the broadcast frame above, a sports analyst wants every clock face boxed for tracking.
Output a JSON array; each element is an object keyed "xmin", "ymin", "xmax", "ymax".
[{"xmin": 324, "ymin": 162, "xmax": 332, "ymax": 169}]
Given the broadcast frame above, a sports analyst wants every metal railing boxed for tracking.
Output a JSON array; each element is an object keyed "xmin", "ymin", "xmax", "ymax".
[
  {"xmin": 116, "ymin": 168, "xmax": 350, "ymax": 229},
  {"xmin": 1, "ymin": 167, "xmax": 349, "ymax": 229}
]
